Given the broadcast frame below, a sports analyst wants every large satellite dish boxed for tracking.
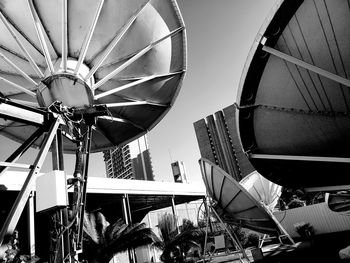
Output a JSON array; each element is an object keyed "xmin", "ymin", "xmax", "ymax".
[
  {"xmin": 0, "ymin": 0, "xmax": 186, "ymax": 259},
  {"xmin": 199, "ymin": 158, "xmax": 281, "ymax": 235},
  {"xmin": 236, "ymin": 0, "xmax": 350, "ymax": 188},
  {"xmin": 0, "ymin": 0, "xmax": 186, "ymax": 152}
]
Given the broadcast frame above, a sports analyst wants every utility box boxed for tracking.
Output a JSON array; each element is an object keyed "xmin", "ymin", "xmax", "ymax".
[
  {"xmin": 214, "ymin": 235, "xmax": 226, "ymax": 250},
  {"xmin": 36, "ymin": 170, "xmax": 68, "ymax": 212}
]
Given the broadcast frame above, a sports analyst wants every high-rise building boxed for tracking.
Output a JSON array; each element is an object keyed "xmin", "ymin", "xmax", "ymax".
[
  {"xmin": 193, "ymin": 104, "xmax": 254, "ymax": 181},
  {"xmin": 103, "ymin": 135, "xmax": 154, "ymax": 180}
]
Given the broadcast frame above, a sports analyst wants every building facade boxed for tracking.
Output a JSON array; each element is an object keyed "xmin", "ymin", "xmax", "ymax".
[
  {"xmin": 193, "ymin": 104, "xmax": 254, "ymax": 181},
  {"xmin": 103, "ymin": 135, "xmax": 154, "ymax": 180},
  {"xmin": 171, "ymin": 160, "xmax": 188, "ymax": 183}
]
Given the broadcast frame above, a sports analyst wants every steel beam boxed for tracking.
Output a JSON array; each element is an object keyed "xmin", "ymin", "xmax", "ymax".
[
  {"xmin": 92, "ymin": 27, "xmax": 184, "ymax": 90},
  {"xmin": 0, "ymin": 51, "xmax": 38, "ymax": 85},
  {"xmin": 0, "ymin": 100, "xmax": 44, "ymax": 124},
  {"xmin": 85, "ymin": 0, "xmax": 151, "ymax": 81},
  {"xmin": 262, "ymin": 44, "xmax": 350, "ymax": 88},
  {"xmin": 10, "ymin": 99, "xmax": 38, "ymax": 107},
  {"xmin": 74, "ymin": 0, "xmax": 104, "ymax": 75},
  {"xmin": 125, "ymin": 193, "xmax": 132, "ymax": 224},
  {"xmin": 122, "ymin": 194, "xmax": 129, "ymax": 224},
  {"xmin": 61, "ymin": 0, "xmax": 68, "ymax": 71},
  {"xmin": 27, "ymin": 191, "xmax": 36, "ymax": 258},
  {"xmin": 104, "ymin": 101, "xmax": 166, "ymax": 108},
  {"xmin": 77, "ymin": 124, "xmax": 93, "ymax": 250},
  {"xmin": 94, "ymin": 76, "xmax": 154, "ymax": 97},
  {"xmin": 0, "ymin": 117, "xmax": 60, "ymax": 246},
  {"xmin": 0, "ymin": 127, "xmax": 43, "ymax": 176},
  {"xmin": 250, "ymin": 153, "xmax": 350, "ymax": 163},
  {"xmin": 262, "ymin": 203, "xmax": 294, "ymax": 245},
  {"xmin": 0, "ymin": 76, "xmax": 36, "ymax": 97},
  {"xmin": 94, "ymin": 71, "xmax": 182, "ymax": 98},
  {"xmin": 51, "ymin": 130, "xmax": 70, "ymax": 263},
  {"xmin": 0, "ymin": 10, "xmax": 44, "ymax": 78},
  {"xmin": 28, "ymin": 0, "xmax": 55, "ymax": 73},
  {"xmin": 0, "ymin": 162, "xmax": 32, "ymax": 169}
]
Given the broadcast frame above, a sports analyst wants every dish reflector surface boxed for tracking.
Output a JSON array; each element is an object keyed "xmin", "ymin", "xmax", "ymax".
[
  {"xmin": 237, "ymin": 0, "xmax": 350, "ymax": 187},
  {"xmin": 199, "ymin": 158, "xmax": 280, "ymax": 235},
  {"xmin": 0, "ymin": 0, "xmax": 186, "ymax": 152}
]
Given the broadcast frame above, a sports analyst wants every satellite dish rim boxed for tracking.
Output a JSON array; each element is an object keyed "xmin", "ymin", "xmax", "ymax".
[{"xmin": 199, "ymin": 157, "xmax": 281, "ymax": 235}]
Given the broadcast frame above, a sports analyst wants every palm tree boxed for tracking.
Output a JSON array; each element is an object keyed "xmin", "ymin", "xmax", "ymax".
[
  {"xmin": 83, "ymin": 212, "xmax": 158, "ymax": 263},
  {"xmin": 154, "ymin": 213, "xmax": 202, "ymax": 263}
]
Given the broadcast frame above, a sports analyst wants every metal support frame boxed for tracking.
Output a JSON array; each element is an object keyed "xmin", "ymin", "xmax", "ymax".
[
  {"xmin": 261, "ymin": 203, "xmax": 295, "ymax": 245},
  {"xmin": 203, "ymin": 196, "xmax": 213, "ymax": 233},
  {"xmin": 0, "ymin": 127, "xmax": 44, "ymax": 176},
  {"xmin": 0, "ymin": 117, "xmax": 60, "ymax": 246},
  {"xmin": 0, "ymin": 98, "xmax": 44, "ymax": 125},
  {"xmin": 61, "ymin": 0, "xmax": 67, "ymax": 71},
  {"xmin": 51, "ymin": 130, "xmax": 71, "ymax": 263},
  {"xmin": 202, "ymin": 197, "xmax": 211, "ymax": 260},
  {"xmin": 77, "ymin": 124, "xmax": 93, "ymax": 251},
  {"xmin": 122, "ymin": 194, "xmax": 129, "ymax": 225},
  {"xmin": 125, "ymin": 194, "xmax": 133, "ymax": 225},
  {"xmin": 0, "ymin": 96, "xmax": 113, "ymax": 261},
  {"xmin": 27, "ymin": 0, "xmax": 55, "ymax": 73},
  {"xmin": 121, "ymin": 194, "xmax": 135, "ymax": 263},
  {"xmin": 261, "ymin": 43, "xmax": 350, "ymax": 88},
  {"xmin": 27, "ymin": 191, "xmax": 35, "ymax": 257},
  {"xmin": 250, "ymin": 153, "xmax": 350, "ymax": 163},
  {"xmin": 205, "ymin": 203, "xmax": 250, "ymax": 262}
]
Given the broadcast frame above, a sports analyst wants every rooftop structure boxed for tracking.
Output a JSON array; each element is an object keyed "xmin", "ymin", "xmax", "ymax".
[
  {"xmin": 1, "ymin": 170, "xmax": 205, "ymax": 220},
  {"xmin": 171, "ymin": 160, "xmax": 188, "ymax": 183}
]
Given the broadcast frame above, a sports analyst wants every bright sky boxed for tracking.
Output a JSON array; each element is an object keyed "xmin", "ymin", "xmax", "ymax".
[
  {"xmin": 0, "ymin": 0, "xmax": 276, "ymax": 182},
  {"xmin": 148, "ymin": 0, "xmax": 276, "ymax": 183}
]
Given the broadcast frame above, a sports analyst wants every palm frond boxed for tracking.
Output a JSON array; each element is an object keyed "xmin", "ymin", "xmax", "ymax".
[
  {"xmin": 157, "ymin": 213, "xmax": 177, "ymax": 243},
  {"xmin": 83, "ymin": 212, "xmax": 100, "ymax": 244},
  {"xmin": 105, "ymin": 218, "xmax": 127, "ymax": 243},
  {"xmin": 96, "ymin": 212, "xmax": 109, "ymax": 240},
  {"xmin": 104, "ymin": 223, "xmax": 157, "ymax": 255}
]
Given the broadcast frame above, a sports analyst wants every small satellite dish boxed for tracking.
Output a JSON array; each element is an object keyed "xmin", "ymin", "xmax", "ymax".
[{"xmin": 199, "ymin": 158, "xmax": 281, "ymax": 235}]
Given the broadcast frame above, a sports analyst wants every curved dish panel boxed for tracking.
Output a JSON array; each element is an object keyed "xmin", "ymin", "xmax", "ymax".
[
  {"xmin": 327, "ymin": 192, "xmax": 350, "ymax": 214},
  {"xmin": 237, "ymin": 0, "xmax": 350, "ymax": 187},
  {"xmin": 0, "ymin": 0, "xmax": 186, "ymax": 152},
  {"xmin": 199, "ymin": 158, "xmax": 280, "ymax": 235},
  {"xmin": 240, "ymin": 171, "xmax": 282, "ymax": 212}
]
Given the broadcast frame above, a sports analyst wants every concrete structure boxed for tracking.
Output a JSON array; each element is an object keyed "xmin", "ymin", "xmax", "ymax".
[
  {"xmin": 103, "ymin": 135, "xmax": 154, "ymax": 181},
  {"xmin": 0, "ymin": 171, "xmax": 205, "ymax": 261},
  {"xmin": 194, "ymin": 104, "xmax": 254, "ymax": 181},
  {"xmin": 274, "ymin": 202, "xmax": 350, "ymax": 238}
]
